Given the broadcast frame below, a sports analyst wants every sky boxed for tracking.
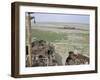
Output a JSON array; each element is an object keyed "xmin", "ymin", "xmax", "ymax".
[{"xmin": 26, "ymin": 12, "xmax": 90, "ymax": 24}]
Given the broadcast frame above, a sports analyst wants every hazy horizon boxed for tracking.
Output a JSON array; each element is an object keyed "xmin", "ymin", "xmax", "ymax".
[{"xmin": 26, "ymin": 12, "xmax": 90, "ymax": 24}]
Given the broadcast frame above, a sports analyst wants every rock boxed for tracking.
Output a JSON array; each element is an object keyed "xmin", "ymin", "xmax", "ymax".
[
  {"xmin": 65, "ymin": 51, "xmax": 89, "ymax": 65},
  {"xmin": 26, "ymin": 40, "xmax": 58, "ymax": 67}
]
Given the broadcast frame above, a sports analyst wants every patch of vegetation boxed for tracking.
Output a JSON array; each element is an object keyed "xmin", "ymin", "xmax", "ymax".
[{"xmin": 31, "ymin": 29, "xmax": 68, "ymax": 43}]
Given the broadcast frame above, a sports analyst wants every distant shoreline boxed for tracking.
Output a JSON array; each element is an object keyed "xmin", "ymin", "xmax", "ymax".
[{"xmin": 31, "ymin": 22, "xmax": 89, "ymax": 25}]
